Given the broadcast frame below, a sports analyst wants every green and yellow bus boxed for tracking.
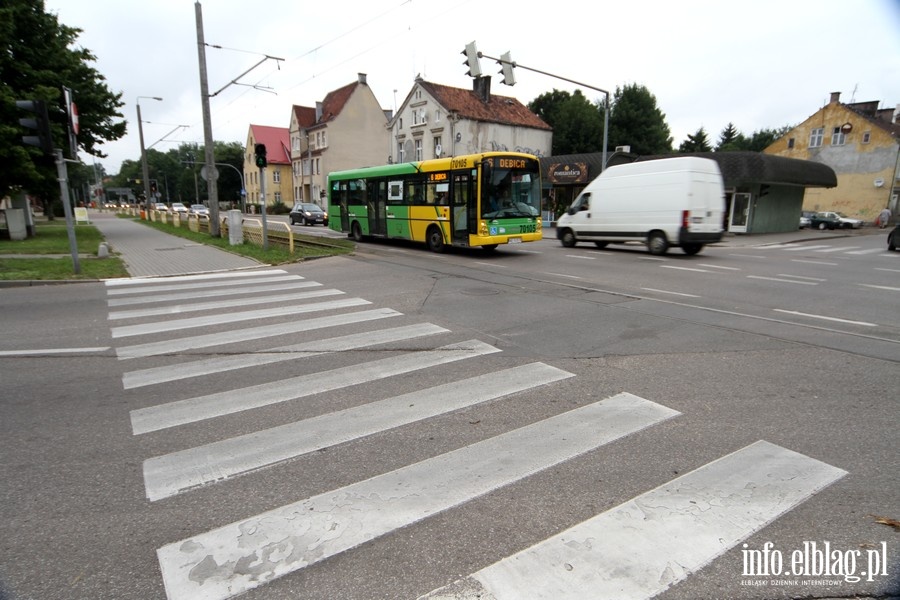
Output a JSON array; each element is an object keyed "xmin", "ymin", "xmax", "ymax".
[{"xmin": 327, "ymin": 152, "xmax": 542, "ymax": 252}]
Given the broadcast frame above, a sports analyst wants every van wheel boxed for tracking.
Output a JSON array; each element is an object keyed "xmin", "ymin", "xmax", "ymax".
[
  {"xmin": 560, "ymin": 229, "xmax": 577, "ymax": 247},
  {"xmin": 682, "ymin": 243, "xmax": 703, "ymax": 255},
  {"xmin": 594, "ymin": 241, "xmax": 608, "ymax": 249},
  {"xmin": 426, "ymin": 225, "xmax": 446, "ymax": 252},
  {"xmin": 648, "ymin": 232, "xmax": 669, "ymax": 255},
  {"xmin": 351, "ymin": 221, "xmax": 363, "ymax": 242}
]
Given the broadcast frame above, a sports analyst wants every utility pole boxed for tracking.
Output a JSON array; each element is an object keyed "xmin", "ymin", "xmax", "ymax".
[{"xmin": 195, "ymin": 2, "xmax": 220, "ymax": 236}]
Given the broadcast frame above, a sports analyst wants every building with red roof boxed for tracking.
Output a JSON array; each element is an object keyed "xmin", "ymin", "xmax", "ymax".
[{"xmin": 244, "ymin": 124, "xmax": 291, "ymax": 211}]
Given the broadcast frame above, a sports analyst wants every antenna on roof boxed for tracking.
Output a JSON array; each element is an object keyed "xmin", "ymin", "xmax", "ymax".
[{"xmin": 850, "ymin": 84, "xmax": 857, "ymax": 103}]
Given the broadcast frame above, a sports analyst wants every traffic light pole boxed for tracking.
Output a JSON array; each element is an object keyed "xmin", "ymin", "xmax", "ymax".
[
  {"xmin": 476, "ymin": 49, "xmax": 611, "ymax": 172},
  {"xmin": 54, "ymin": 149, "xmax": 81, "ymax": 274},
  {"xmin": 258, "ymin": 166, "xmax": 268, "ymax": 251}
]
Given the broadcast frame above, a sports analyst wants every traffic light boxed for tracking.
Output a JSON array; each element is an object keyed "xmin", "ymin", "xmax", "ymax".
[
  {"xmin": 254, "ymin": 143, "xmax": 267, "ymax": 168},
  {"xmin": 16, "ymin": 99, "xmax": 53, "ymax": 155},
  {"xmin": 499, "ymin": 51, "xmax": 516, "ymax": 86},
  {"xmin": 461, "ymin": 41, "xmax": 482, "ymax": 78}
]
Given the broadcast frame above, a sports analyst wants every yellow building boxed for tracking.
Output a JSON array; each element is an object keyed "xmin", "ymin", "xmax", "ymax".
[
  {"xmin": 764, "ymin": 91, "xmax": 900, "ymax": 222},
  {"xmin": 244, "ymin": 125, "xmax": 292, "ymax": 212}
]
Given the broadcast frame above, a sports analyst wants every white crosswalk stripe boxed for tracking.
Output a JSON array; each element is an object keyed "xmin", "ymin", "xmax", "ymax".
[
  {"xmin": 102, "ymin": 269, "xmax": 848, "ymax": 600},
  {"xmin": 156, "ymin": 393, "xmax": 680, "ymax": 600},
  {"xmin": 122, "ymin": 322, "xmax": 449, "ymax": 389},
  {"xmin": 419, "ymin": 440, "xmax": 846, "ymax": 600},
  {"xmin": 143, "ymin": 362, "xmax": 575, "ymax": 501}
]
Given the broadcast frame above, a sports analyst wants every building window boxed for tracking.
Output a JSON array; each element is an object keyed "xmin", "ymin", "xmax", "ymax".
[
  {"xmin": 398, "ymin": 142, "xmax": 405, "ymax": 162},
  {"xmin": 415, "ymin": 139, "xmax": 423, "ymax": 161},
  {"xmin": 434, "ymin": 136, "xmax": 442, "ymax": 158},
  {"xmin": 787, "ymin": 138, "xmax": 795, "ymax": 149},
  {"xmin": 274, "ymin": 192, "xmax": 282, "ymax": 204},
  {"xmin": 435, "ymin": 110, "xmax": 441, "ymax": 123},
  {"xmin": 831, "ymin": 127, "xmax": 845, "ymax": 146},
  {"xmin": 809, "ymin": 128, "xmax": 824, "ymax": 148},
  {"xmin": 315, "ymin": 158, "xmax": 320, "ymax": 175},
  {"xmin": 862, "ymin": 131, "xmax": 871, "ymax": 144},
  {"xmin": 273, "ymin": 169, "xmax": 281, "ymax": 184}
]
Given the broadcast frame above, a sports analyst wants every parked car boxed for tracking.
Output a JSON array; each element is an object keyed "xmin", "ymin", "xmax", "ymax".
[
  {"xmin": 888, "ymin": 224, "xmax": 900, "ymax": 251},
  {"xmin": 289, "ymin": 202, "xmax": 328, "ymax": 226},
  {"xmin": 799, "ymin": 210, "xmax": 816, "ymax": 229},
  {"xmin": 814, "ymin": 210, "xmax": 862, "ymax": 229},
  {"xmin": 169, "ymin": 202, "xmax": 189, "ymax": 214},
  {"xmin": 189, "ymin": 204, "xmax": 209, "ymax": 216},
  {"xmin": 153, "ymin": 202, "xmax": 168, "ymax": 212},
  {"xmin": 810, "ymin": 212, "xmax": 841, "ymax": 230}
]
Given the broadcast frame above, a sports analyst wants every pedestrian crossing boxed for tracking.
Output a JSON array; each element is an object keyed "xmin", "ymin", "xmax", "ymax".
[
  {"xmin": 753, "ymin": 242, "xmax": 891, "ymax": 256},
  {"xmin": 104, "ymin": 269, "xmax": 848, "ymax": 600}
]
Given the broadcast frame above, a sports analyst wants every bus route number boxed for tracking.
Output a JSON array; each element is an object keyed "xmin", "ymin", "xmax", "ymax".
[
  {"xmin": 520, "ymin": 223, "xmax": 536, "ymax": 233},
  {"xmin": 451, "ymin": 157, "xmax": 469, "ymax": 169}
]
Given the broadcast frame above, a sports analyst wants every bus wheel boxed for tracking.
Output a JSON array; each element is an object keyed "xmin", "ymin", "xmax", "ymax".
[
  {"xmin": 426, "ymin": 226, "xmax": 446, "ymax": 252},
  {"xmin": 560, "ymin": 229, "xmax": 576, "ymax": 247},
  {"xmin": 482, "ymin": 244, "xmax": 498, "ymax": 252},
  {"xmin": 351, "ymin": 221, "xmax": 363, "ymax": 242},
  {"xmin": 647, "ymin": 231, "xmax": 669, "ymax": 255}
]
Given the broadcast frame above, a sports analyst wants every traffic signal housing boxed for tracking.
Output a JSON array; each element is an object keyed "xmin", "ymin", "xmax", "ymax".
[
  {"xmin": 254, "ymin": 143, "xmax": 267, "ymax": 168},
  {"xmin": 16, "ymin": 100, "xmax": 53, "ymax": 155},
  {"xmin": 499, "ymin": 51, "xmax": 516, "ymax": 86},
  {"xmin": 461, "ymin": 42, "xmax": 482, "ymax": 78}
]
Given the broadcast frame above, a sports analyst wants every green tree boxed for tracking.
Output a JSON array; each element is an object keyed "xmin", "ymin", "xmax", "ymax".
[
  {"xmin": 678, "ymin": 127, "xmax": 713, "ymax": 153},
  {"xmin": 608, "ymin": 83, "xmax": 673, "ymax": 155},
  {"xmin": 0, "ymin": 0, "xmax": 125, "ymax": 204},
  {"xmin": 715, "ymin": 122, "xmax": 747, "ymax": 151},
  {"xmin": 528, "ymin": 89, "xmax": 604, "ymax": 155}
]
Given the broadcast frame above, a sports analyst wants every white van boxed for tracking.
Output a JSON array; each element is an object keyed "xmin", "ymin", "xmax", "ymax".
[{"xmin": 555, "ymin": 157, "xmax": 725, "ymax": 255}]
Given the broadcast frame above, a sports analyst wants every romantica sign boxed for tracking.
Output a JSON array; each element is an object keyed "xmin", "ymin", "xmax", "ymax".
[{"xmin": 548, "ymin": 162, "xmax": 588, "ymax": 184}]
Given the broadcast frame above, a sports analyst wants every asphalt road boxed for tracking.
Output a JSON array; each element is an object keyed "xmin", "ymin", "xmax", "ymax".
[{"xmin": 0, "ymin": 229, "xmax": 897, "ymax": 600}]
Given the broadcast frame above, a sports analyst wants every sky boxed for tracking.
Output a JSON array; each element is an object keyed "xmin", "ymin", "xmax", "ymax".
[{"xmin": 45, "ymin": 0, "xmax": 900, "ymax": 176}]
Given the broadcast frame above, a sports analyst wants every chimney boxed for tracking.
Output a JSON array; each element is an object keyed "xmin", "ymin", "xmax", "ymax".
[
  {"xmin": 315, "ymin": 101, "xmax": 323, "ymax": 122},
  {"xmin": 473, "ymin": 76, "xmax": 492, "ymax": 103},
  {"xmin": 358, "ymin": 73, "xmax": 367, "ymax": 85},
  {"xmin": 829, "ymin": 91, "xmax": 841, "ymax": 104}
]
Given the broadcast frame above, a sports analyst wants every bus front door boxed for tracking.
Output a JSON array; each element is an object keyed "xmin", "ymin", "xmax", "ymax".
[{"xmin": 451, "ymin": 173, "xmax": 473, "ymax": 245}]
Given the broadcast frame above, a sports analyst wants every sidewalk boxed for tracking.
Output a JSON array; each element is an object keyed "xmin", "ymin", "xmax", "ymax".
[{"xmin": 89, "ymin": 211, "xmax": 263, "ymax": 278}]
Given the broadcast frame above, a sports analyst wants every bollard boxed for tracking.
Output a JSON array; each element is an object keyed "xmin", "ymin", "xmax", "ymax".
[{"xmin": 97, "ymin": 242, "xmax": 109, "ymax": 258}]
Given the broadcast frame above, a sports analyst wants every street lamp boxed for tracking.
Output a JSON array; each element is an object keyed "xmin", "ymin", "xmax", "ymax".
[{"xmin": 137, "ymin": 96, "xmax": 162, "ymax": 213}]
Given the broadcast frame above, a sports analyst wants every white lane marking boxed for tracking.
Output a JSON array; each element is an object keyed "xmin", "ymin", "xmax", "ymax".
[
  {"xmin": 640, "ymin": 288, "xmax": 700, "ymax": 298},
  {"xmin": 858, "ymin": 283, "xmax": 900, "ymax": 292},
  {"xmin": 728, "ymin": 254, "xmax": 768, "ymax": 259},
  {"xmin": 752, "ymin": 243, "xmax": 801, "ymax": 249},
  {"xmin": 773, "ymin": 309, "xmax": 877, "ymax": 327},
  {"xmin": 109, "ymin": 288, "xmax": 343, "ymax": 320},
  {"xmin": 565, "ymin": 254, "xmax": 596, "ymax": 260},
  {"xmin": 115, "ymin": 308, "xmax": 401, "ymax": 359},
  {"xmin": 110, "ymin": 297, "xmax": 370, "ymax": 338},
  {"xmin": 0, "ymin": 347, "xmax": 110, "ymax": 357},
  {"xmin": 746, "ymin": 275, "xmax": 817, "ymax": 285},
  {"xmin": 698, "ymin": 263, "xmax": 740, "ymax": 270},
  {"xmin": 143, "ymin": 363, "xmax": 574, "ymax": 501},
  {"xmin": 776, "ymin": 273, "xmax": 826, "ymax": 282},
  {"xmin": 816, "ymin": 246, "xmax": 860, "ymax": 253},
  {"xmin": 474, "ymin": 262, "xmax": 506, "ymax": 268},
  {"xmin": 790, "ymin": 259, "xmax": 839, "ymax": 266},
  {"xmin": 660, "ymin": 265, "xmax": 711, "ymax": 273},
  {"xmin": 105, "ymin": 274, "xmax": 303, "ymax": 297},
  {"xmin": 637, "ymin": 256, "xmax": 665, "ymax": 262},
  {"xmin": 104, "ymin": 269, "xmax": 290, "ymax": 287},
  {"xmin": 420, "ymin": 440, "xmax": 846, "ymax": 600},
  {"xmin": 122, "ymin": 323, "xmax": 449, "ymax": 389},
  {"xmin": 156, "ymin": 393, "xmax": 680, "ymax": 600},
  {"xmin": 874, "ymin": 267, "xmax": 900, "ymax": 273},
  {"xmin": 131, "ymin": 340, "xmax": 500, "ymax": 434},
  {"xmin": 846, "ymin": 248, "xmax": 886, "ymax": 255},
  {"xmin": 107, "ymin": 280, "xmax": 320, "ymax": 307},
  {"xmin": 541, "ymin": 272, "xmax": 583, "ymax": 280},
  {"xmin": 781, "ymin": 244, "xmax": 833, "ymax": 252}
]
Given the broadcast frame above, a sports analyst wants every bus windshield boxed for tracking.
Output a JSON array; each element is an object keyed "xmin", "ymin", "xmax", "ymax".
[{"xmin": 481, "ymin": 164, "xmax": 541, "ymax": 220}]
